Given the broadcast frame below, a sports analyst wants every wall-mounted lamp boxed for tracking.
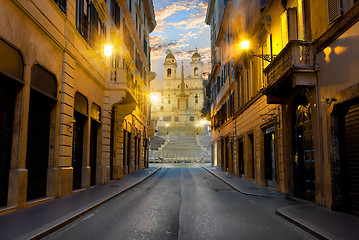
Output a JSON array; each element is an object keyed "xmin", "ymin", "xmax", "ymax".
[
  {"xmin": 104, "ymin": 44, "xmax": 114, "ymax": 57},
  {"xmin": 240, "ymin": 40, "xmax": 275, "ymax": 62}
]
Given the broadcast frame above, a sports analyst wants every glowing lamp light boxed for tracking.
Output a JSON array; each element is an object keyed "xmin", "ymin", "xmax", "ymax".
[
  {"xmin": 150, "ymin": 94, "xmax": 159, "ymax": 104},
  {"xmin": 240, "ymin": 40, "xmax": 250, "ymax": 50},
  {"xmin": 104, "ymin": 44, "xmax": 114, "ymax": 57}
]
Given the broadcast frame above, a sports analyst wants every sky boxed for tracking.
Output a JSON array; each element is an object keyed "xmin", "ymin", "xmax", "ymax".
[{"xmin": 150, "ymin": 0, "xmax": 211, "ymax": 90}]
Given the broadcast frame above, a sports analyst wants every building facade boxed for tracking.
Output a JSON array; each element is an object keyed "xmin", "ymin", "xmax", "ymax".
[
  {"xmin": 206, "ymin": 0, "xmax": 359, "ymax": 214},
  {"xmin": 151, "ymin": 51, "xmax": 206, "ymax": 136},
  {"xmin": 0, "ymin": 0, "xmax": 156, "ymax": 213}
]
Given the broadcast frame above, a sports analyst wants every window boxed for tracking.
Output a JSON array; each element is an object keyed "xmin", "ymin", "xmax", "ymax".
[
  {"xmin": 194, "ymin": 67, "xmax": 198, "ymax": 76},
  {"xmin": 76, "ymin": 0, "xmax": 89, "ymax": 39},
  {"xmin": 229, "ymin": 92, "xmax": 234, "ymax": 117},
  {"xmin": 111, "ymin": 0, "xmax": 121, "ymax": 28},
  {"xmin": 195, "ymin": 94, "xmax": 198, "ymax": 104},
  {"xmin": 327, "ymin": 0, "xmax": 358, "ymax": 23},
  {"xmin": 167, "ymin": 68, "xmax": 171, "ymax": 77},
  {"xmin": 143, "ymin": 39, "xmax": 148, "ymax": 56},
  {"xmin": 175, "ymin": 116, "xmax": 179, "ymax": 122},
  {"xmin": 76, "ymin": 0, "xmax": 105, "ymax": 51},
  {"xmin": 190, "ymin": 116, "xmax": 195, "ymax": 121},
  {"xmin": 128, "ymin": 0, "xmax": 132, "ymax": 13},
  {"xmin": 163, "ymin": 116, "xmax": 171, "ymax": 122},
  {"xmin": 53, "ymin": 0, "xmax": 67, "ymax": 13}
]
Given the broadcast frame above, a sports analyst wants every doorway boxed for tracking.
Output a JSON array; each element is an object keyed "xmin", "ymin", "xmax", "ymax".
[
  {"xmin": 26, "ymin": 64, "xmax": 57, "ymax": 201},
  {"xmin": 340, "ymin": 101, "xmax": 359, "ymax": 214},
  {"xmin": 0, "ymin": 78, "xmax": 17, "ymax": 206},
  {"xmin": 72, "ymin": 111, "xmax": 86, "ymax": 190},
  {"xmin": 26, "ymin": 90, "xmax": 52, "ymax": 201},
  {"xmin": 248, "ymin": 133, "xmax": 255, "ymax": 180},
  {"xmin": 237, "ymin": 138, "xmax": 244, "ymax": 176},
  {"xmin": 264, "ymin": 126, "xmax": 276, "ymax": 187},
  {"xmin": 90, "ymin": 120, "xmax": 99, "ymax": 186},
  {"xmin": 293, "ymin": 103, "xmax": 315, "ymax": 201}
]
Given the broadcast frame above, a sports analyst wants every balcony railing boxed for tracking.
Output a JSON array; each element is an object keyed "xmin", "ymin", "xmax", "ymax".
[{"xmin": 264, "ymin": 40, "xmax": 315, "ymax": 87}]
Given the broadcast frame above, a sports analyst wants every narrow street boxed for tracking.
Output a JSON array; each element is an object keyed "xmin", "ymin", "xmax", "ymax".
[{"xmin": 44, "ymin": 166, "xmax": 315, "ymax": 240}]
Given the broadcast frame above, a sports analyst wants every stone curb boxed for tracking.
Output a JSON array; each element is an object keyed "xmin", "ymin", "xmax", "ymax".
[
  {"xmin": 202, "ymin": 166, "xmax": 280, "ymax": 197},
  {"xmin": 276, "ymin": 206, "xmax": 334, "ymax": 240},
  {"xmin": 26, "ymin": 167, "xmax": 162, "ymax": 240},
  {"xmin": 202, "ymin": 166, "xmax": 331, "ymax": 240}
]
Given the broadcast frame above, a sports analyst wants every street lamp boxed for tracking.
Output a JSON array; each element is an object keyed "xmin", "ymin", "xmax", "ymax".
[
  {"xmin": 166, "ymin": 123, "xmax": 169, "ymax": 135},
  {"xmin": 240, "ymin": 40, "xmax": 275, "ymax": 62},
  {"xmin": 240, "ymin": 40, "xmax": 250, "ymax": 50},
  {"xmin": 104, "ymin": 44, "xmax": 114, "ymax": 57}
]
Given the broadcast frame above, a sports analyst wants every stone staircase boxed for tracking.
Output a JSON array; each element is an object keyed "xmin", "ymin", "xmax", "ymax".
[
  {"xmin": 149, "ymin": 136, "xmax": 166, "ymax": 151},
  {"xmin": 151, "ymin": 136, "xmax": 211, "ymax": 163}
]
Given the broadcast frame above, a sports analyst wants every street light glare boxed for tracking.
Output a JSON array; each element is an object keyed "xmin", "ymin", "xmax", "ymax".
[
  {"xmin": 104, "ymin": 44, "xmax": 114, "ymax": 57},
  {"xmin": 240, "ymin": 40, "xmax": 250, "ymax": 50},
  {"xmin": 151, "ymin": 94, "xmax": 159, "ymax": 103}
]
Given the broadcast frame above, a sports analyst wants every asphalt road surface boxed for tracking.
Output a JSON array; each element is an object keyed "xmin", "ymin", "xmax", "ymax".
[{"xmin": 44, "ymin": 167, "xmax": 316, "ymax": 240}]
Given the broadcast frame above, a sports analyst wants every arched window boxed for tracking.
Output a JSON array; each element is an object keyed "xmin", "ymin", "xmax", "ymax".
[
  {"xmin": 194, "ymin": 67, "xmax": 198, "ymax": 76},
  {"xmin": 167, "ymin": 68, "xmax": 171, "ymax": 77}
]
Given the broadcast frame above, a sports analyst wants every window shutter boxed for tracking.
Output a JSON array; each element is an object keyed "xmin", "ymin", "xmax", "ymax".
[{"xmin": 327, "ymin": 0, "xmax": 341, "ymax": 23}]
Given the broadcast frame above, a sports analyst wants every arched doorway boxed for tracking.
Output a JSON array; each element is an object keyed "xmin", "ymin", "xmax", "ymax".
[
  {"xmin": 0, "ymin": 38, "xmax": 23, "ymax": 206},
  {"xmin": 26, "ymin": 64, "xmax": 57, "ymax": 201},
  {"xmin": 90, "ymin": 103, "xmax": 101, "ymax": 186},
  {"xmin": 293, "ymin": 103, "xmax": 315, "ymax": 201},
  {"xmin": 72, "ymin": 92, "xmax": 88, "ymax": 190}
]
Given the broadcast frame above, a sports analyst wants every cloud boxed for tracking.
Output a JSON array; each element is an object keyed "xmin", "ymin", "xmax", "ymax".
[
  {"xmin": 149, "ymin": 0, "xmax": 211, "ymax": 89},
  {"xmin": 154, "ymin": 1, "xmax": 195, "ymax": 33}
]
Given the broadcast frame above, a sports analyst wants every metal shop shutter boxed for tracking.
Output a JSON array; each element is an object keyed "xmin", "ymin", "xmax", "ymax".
[{"xmin": 343, "ymin": 102, "xmax": 359, "ymax": 214}]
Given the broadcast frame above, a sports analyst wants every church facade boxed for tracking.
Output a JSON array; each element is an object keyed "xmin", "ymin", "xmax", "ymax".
[{"xmin": 151, "ymin": 52, "xmax": 205, "ymax": 136}]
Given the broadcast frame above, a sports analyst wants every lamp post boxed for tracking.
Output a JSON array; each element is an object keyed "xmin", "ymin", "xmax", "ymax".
[{"xmin": 166, "ymin": 123, "xmax": 169, "ymax": 135}]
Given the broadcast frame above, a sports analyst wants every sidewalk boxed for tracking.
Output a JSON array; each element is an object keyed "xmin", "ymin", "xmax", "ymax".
[
  {"xmin": 0, "ymin": 167, "xmax": 161, "ymax": 240},
  {"xmin": 203, "ymin": 166, "xmax": 359, "ymax": 240}
]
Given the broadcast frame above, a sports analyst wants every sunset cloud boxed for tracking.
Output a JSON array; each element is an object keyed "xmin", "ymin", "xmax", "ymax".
[{"xmin": 150, "ymin": 0, "xmax": 210, "ymax": 89}]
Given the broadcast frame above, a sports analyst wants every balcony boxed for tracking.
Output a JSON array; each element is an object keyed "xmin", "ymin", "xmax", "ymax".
[
  {"xmin": 106, "ymin": 65, "xmax": 137, "ymax": 108},
  {"xmin": 264, "ymin": 41, "xmax": 317, "ymax": 103}
]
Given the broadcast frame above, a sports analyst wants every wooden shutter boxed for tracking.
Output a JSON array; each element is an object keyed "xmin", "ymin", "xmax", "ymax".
[{"xmin": 327, "ymin": 0, "xmax": 341, "ymax": 23}]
